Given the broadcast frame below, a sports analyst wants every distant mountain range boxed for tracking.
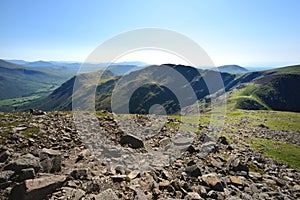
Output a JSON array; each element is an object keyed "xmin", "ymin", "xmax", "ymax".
[
  {"xmin": 1, "ymin": 59, "xmax": 299, "ymax": 113},
  {"xmin": 212, "ymin": 65, "xmax": 248, "ymax": 74},
  {"xmin": 21, "ymin": 63, "xmax": 300, "ymax": 113}
]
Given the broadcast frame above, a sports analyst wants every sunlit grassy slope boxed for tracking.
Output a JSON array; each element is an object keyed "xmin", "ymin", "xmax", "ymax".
[{"xmin": 169, "ymin": 109, "xmax": 300, "ymax": 169}]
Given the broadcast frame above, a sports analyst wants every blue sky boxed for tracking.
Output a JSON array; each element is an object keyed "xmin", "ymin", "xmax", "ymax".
[{"xmin": 0, "ymin": 0, "xmax": 300, "ymax": 67}]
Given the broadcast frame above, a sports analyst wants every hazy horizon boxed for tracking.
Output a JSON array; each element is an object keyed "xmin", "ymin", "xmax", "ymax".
[{"xmin": 3, "ymin": 57, "xmax": 300, "ymax": 70}]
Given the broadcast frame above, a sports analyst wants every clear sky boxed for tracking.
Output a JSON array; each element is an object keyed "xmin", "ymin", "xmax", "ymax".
[{"xmin": 1, "ymin": 0, "xmax": 300, "ymax": 67}]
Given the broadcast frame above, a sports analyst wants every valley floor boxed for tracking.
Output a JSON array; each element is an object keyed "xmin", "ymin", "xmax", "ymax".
[{"xmin": 0, "ymin": 109, "xmax": 299, "ymax": 199}]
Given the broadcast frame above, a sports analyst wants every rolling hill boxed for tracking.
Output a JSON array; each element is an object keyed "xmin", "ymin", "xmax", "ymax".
[
  {"xmin": 0, "ymin": 60, "xmax": 66, "ymax": 100},
  {"xmin": 25, "ymin": 64, "xmax": 235, "ymax": 113},
  {"xmin": 5, "ymin": 61, "xmax": 300, "ymax": 113},
  {"xmin": 212, "ymin": 65, "xmax": 248, "ymax": 74}
]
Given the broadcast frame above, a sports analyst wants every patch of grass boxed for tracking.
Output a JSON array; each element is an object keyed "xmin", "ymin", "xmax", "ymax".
[
  {"xmin": 0, "ymin": 121, "xmax": 22, "ymax": 127},
  {"xmin": 96, "ymin": 111, "xmax": 113, "ymax": 118},
  {"xmin": 21, "ymin": 127, "xmax": 40, "ymax": 138},
  {"xmin": 165, "ymin": 121, "xmax": 180, "ymax": 131},
  {"xmin": 0, "ymin": 132, "xmax": 11, "ymax": 143},
  {"xmin": 249, "ymin": 161, "xmax": 265, "ymax": 174},
  {"xmin": 223, "ymin": 110, "xmax": 300, "ymax": 133},
  {"xmin": 247, "ymin": 138, "xmax": 300, "ymax": 170},
  {"xmin": 254, "ymin": 111, "xmax": 300, "ymax": 132},
  {"xmin": 179, "ymin": 124, "xmax": 198, "ymax": 133},
  {"xmin": 227, "ymin": 83, "xmax": 271, "ymax": 110}
]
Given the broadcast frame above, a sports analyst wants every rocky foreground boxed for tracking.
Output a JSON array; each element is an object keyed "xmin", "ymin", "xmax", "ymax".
[{"xmin": 0, "ymin": 111, "xmax": 299, "ymax": 200}]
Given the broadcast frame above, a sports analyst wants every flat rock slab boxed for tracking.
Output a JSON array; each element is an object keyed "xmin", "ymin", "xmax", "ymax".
[
  {"xmin": 9, "ymin": 174, "xmax": 66, "ymax": 200},
  {"xmin": 230, "ymin": 176, "xmax": 243, "ymax": 186}
]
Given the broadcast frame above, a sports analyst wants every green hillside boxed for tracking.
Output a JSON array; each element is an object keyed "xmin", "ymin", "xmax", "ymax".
[
  {"xmin": 0, "ymin": 60, "xmax": 66, "ymax": 100},
  {"xmin": 30, "ymin": 64, "xmax": 235, "ymax": 114},
  {"xmin": 228, "ymin": 65, "xmax": 300, "ymax": 112},
  {"xmin": 16, "ymin": 63, "xmax": 300, "ymax": 114}
]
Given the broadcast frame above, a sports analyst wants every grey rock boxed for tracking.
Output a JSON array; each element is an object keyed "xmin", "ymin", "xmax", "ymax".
[
  {"xmin": 200, "ymin": 173, "xmax": 224, "ymax": 192},
  {"xmin": 86, "ymin": 181, "xmax": 100, "ymax": 193},
  {"xmin": 249, "ymin": 172, "xmax": 262, "ymax": 181},
  {"xmin": 120, "ymin": 134, "xmax": 144, "ymax": 149},
  {"xmin": 18, "ymin": 168, "xmax": 35, "ymax": 181},
  {"xmin": 29, "ymin": 109, "xmax": 46, "ymax": 115},
  {"xmin": 4, "ymin": 153, "xmax": 41, "ymax": 173},
  {"xmin": 227, "ymin": 156, "xmax": 249, "ymax": 173},
  {"xmin": 115, "ymin": 165, "xmax": 125, "ymax": 175},
  {"xmin": 197, "ymin": 142, "xmax": 217, "ymax": 158},
  {"xmin": 0, "ymin": 170, "xmax": 15, "ymax": 189},
  {"xmin": 111, "ymin": 175, "xmax": 127, "ymax": 183},
  {"xmin": 218, "ymin": 136, "xmax": 229, "ymax": 145},
  {"xmin": 39, "ymin": 148, "xmax": 62, "ymax": 173},
  {"xmin": 292, "ymin": 184, "xmax": 300, "ymax": 192},
  {"xmin": 127, "ymin": 170, "xmax": 140, "ymax": 180},
  {"xmin": 159, "ymin": 137, "xmax": 172, "ymax": 147},
  {"xmin": 60, "ymin": 187, "xmax": 85, "ymax": 200},
  {"xmin": 132, "ymin": 187, "xmax": 148, "ymax": 200},
  {"xmin": 0, "ymin": 150, "xmax": 11, "ymax": 163},
  {"xmin": 94, "ymin": 188, "xmax": 119, "ymax": 200},
  {"xmin": 173, "ymin": 137, "xmax": 192, "ymax": 146},
  {"xmin": 0, "ymin": 170, "xmax": 15, "ymax": 183},
  {"xmin": 185, "ymin": 192, "xmax": 202, "ymax": 199},
  {"xmin": 161, "ymin": 169, "xmax": 173, "ymax": 180},
  {"xmin": 186, "ymin": 145, "xmax": 198, "ymax": 153},
  {"xmin": 70, "ymin": 168, "xmax": 88, "ymax": 180},
  {"xmin": 12, "ymin": 127, "xmax": 27, "ymax": 132},
  {"xmin": 207, "ymin": 190, "xmax": 218, "ymax": 199},
  {"xmin": 9, "ymin": 174, "xmax": 66, "ymax": 200},
  {"xmin": 185, "ymin": 164, "xmax": 202, "ymax": 177}
]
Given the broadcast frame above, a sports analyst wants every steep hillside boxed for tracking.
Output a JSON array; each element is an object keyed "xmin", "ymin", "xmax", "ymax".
[
  {"xmin": 24, "ymin": 70, "xmax": 116, "ymax": 111},
  {"xmin": 254, "ymin": 74, "xmax": 300, "ymax": 112},
  {"xmin": 27, "ymin": 64, "xmax": 235, "ymax": 114},
  {"xmin": 23, "ymin": 63, "xmax": 300, "ymax": 113},
  {"xmin": 228, "ymin": 65, "xmax": 300, "ymax": 112}
]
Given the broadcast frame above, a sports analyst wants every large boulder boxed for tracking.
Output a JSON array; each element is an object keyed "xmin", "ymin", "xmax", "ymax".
[
  {"xmin": 18, "ymin": 168, "xmax": 35, "ymax": 182},
  {"xmin": 39, "ymin": 148, "xmax": 62, "ymax": 173},
  {"xmin": 120, "ymin": 134, "xmax": 144, "ymax": 149},
  {"xmin": 4, "ymin": 154, "xmax": 41, "ymax": 173},
  {"xmin": 9, "ymin": 175, "xmax": 66, "ymax": 200}
]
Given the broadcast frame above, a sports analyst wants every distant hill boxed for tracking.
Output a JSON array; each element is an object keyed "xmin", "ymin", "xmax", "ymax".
[
  {"xmin": 0, "ymin": 60, "xmax": 66, "ymax": 100},
  {"xmin": 4, "ymin": 60, "xmax": 300, "ymax": 113},
  {"xmin": 5, "ymin": 59, "xmax": 28, "ymax": 65},
  {"xmin": 27, "ymin": 64, "xmax": 235, "ymax": 113},
  {"xmin": 24, "ymin": 60, "xmax": 55, "ymax": 67},
  {"xmin": 24, "ymin": 70, "xmax": 116, "ymax": 111},
  {"xmin": 107, "ymin": 64, "xmax": 145, "ymax": 75},
  {"xmin": 212, "ymin": 65, "xmax": 248, "ymax": 74},
  {"xmin": 6, "ymin": 59, "xmax": 147, "ymax": 75}
]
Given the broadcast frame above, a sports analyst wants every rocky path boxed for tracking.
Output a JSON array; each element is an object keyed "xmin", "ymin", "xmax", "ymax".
[{"xmin": 0, "ymin": 111, "xmax": 299, "ymax": 199}]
